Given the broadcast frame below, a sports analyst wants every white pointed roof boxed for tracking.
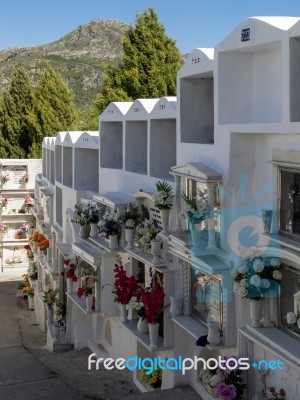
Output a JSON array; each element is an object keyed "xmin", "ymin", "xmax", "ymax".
[
  {"xmin": 56, "ymin": 131, "xmax": 68, "ymax": 145},
  {"xmin": 288, "ymin": 18, "xmax": 300, "ymax": 37},
  {"xmin": 150, "ymin": 96, "xmax": 177, "ymax": 119},
  {"xmin": 100, "ymin": 101, "xmax": 133, "ymax": 121},
  {"xmin": 42, "ymin": 136, "xmax": 56, "ymax": 149},
  {"xmin": 62, "ymin": 131, "xmax": 99, "ymax": 148},
  {"xmin": 178, "ymin": 48, "xmax": 214, "ymax": 78},
  {"xmin": 216, "ymin": 16, "xmax": 300, "ymax": 52},
  {"xmin": 126, "ymin": 98, "xmax": 159, "ymax": 120}
]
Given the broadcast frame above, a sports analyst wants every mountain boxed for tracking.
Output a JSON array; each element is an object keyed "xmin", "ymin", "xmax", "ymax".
[{"xmin": 0, "ymin": 19, "xmax": 130, "ymax": 109}]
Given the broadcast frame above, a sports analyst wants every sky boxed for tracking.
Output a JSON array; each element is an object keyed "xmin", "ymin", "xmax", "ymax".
[{"xmin": 1, "ymin": 1, "xmax": 300, "ymax": 53}]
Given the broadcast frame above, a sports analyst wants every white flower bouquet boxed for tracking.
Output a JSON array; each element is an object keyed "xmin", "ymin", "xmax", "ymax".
[
  {"xmin": 152, "ymin": 180, "xmax": 173, "ymax": 210},
  {"xmin": 286, "ymin": 311, "xmax": 300, "ymax": 334},
  {"xmin": 134, "ymin": 220, "xmax": 161, "ymax": 252},
  {"xmin": 231, "ymin": 255, "xmax": 282, "ymax": 299}
]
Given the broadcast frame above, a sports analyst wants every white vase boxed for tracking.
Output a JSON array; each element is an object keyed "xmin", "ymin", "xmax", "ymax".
[
  {"xmin": 148, "ymin": 322, "xmax": 159, "ymax": 349},
  {"xmin": 125, "ymin": 228, "xmax": 134, "ymax": 249},
  {"xmin": 28, "ymin": 296, "xmax": 34, "ymax": 309},
  {"xmin": 190, "ymin": 225, "xmax": 202, "ymax": 250},
  {"xmin": 261, "ymin": 209, "xmax": 273, "ymax": 234},
  {"xmin": 85, "ymin": 295, "xmax": 94, "ymax": 312},
  {"xmin": 66, "ymin": 279, "xmax": 73, "ymax": 294},
  {"xmin": 170, "ymin": 296, "xmax": 181, "ymax": 316},
  {"xmin": 53, "ymin": 324, "xmax": 60, "ymax": 343},
  {"xmin": 137, "ymin": 317, "xmax": 149, "ymax": 333},
  {"xmin": 250, "ymin": 299, "xmax": 263, "ymax": 328},
  {"xmin": 47, "ymin": 306, "xmax": 54, "ymax": 323},
  {"xmin": 150, "ymin": 239, "xmax": 162, "ymax": 264},
  {"xmin": 207, "ymin": 318, "xmax": 221, "ymax": 345},
  {"xmin": 90, "ymin": 223, "xmax": 98, "ymax": 238},
  {"xmin": 109, "ymin": 234, "xmax": 118, "ymax": 250},
  {"xmin": 120, "ymin": 303, "xmax": 128, "ymax": 323},
  {"xmin": 79, "ymin": 224, "xmax": 90, "ymax": 238},
  {"xmin": 160, "ymin": 209, "xmax": 170, "ymax": 235}
]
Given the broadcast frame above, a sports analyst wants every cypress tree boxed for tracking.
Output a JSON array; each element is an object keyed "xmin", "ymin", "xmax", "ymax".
[
  {"xmin": 95, "ymin": 7, "xmax": 181, "ymax": 113},
  {"xmin": 27, "ymin": 63, "xmax": 76, "ymax": 158},
  {"xmin": 0, "ymin": 65, "xmax": 34, "ymax": 157}
]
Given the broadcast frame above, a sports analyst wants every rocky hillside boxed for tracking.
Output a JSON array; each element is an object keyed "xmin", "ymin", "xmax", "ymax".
[{"xmin": 0, "ymin": 19, "xmax": 129, "ymax": 108}]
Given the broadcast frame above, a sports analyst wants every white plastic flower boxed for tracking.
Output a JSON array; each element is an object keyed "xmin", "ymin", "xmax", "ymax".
[
  {"xmin": 237, "ymin": 264, "xmax": 248, "ymax": 275},
  {"xmin": 287, "ymin": 312, "xmax": 297, "ymax": 325},
  {"xmin": 260, "ymin": 279, "xmax": 270, "ymax": 289},
  {"xmin": 239, "ymin": 278, "xmax": 248, "ymax": 288},
  {"xmin": 244, "ymin": 248, "xmax": 258, "ymax": 260},
  {"xmin": 270, "ymin": 258, "xmax": 281, "ymax": 267},
  {"xmin": 231, "ymin": 269, "xmax": 239, "ymax": 279},
  {"xmin": 237, "ymin": 287, "xmax": 248, "ymax": 297},
  {"xmin": 272, "ymin": 270, "xmax": 282, "ymax": 280},
  {"xmin": 201, "ymin": 371, "xmax": 213, "ymax": 384},
  {"xmin": 233, "ymin": 282, "xmax": 240, "ymax": 292},
  {"xmin": 209, "ymin": 374, "xmax": 223, "ymax": 387},
  {"xmin": 195, "ymin": 197, "xmax": 207, "ymax": 211},
  {"xmin": 125, "ymin": 219, "xmax": 135, "ymax": 229},
  {"xmin": 250, "ymin": 275, "xmax": 261, "ymax": 287},
  {"xmin": 253, "ymin": 259, "xmax": 265, "ymax": 273}
]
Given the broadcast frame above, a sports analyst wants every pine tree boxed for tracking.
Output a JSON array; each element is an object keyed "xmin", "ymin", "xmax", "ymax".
[
  {"xmin": 27, "ymin": 63, "xmax": 76, "ymax": 158},
  {"xmin": 95, "ymin": 8, "xmax": 181, "ymax": 113},
  {"xmin": 0, "ymin": 65, "xmax": 34, "ymax": 157}
]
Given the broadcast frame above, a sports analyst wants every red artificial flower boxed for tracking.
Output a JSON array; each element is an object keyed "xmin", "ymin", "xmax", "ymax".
[
  {"xmin": 140, "ymin": 280, "xmax": 165, "ymax": 324},
  {"xmin": 113, "ymin": 263, "xmax": 139, "ymax": 304},
  {"xmin": 76, "ymin": 287, "xmax": 85, "ymax": 298},
  {"xmin": 279, "ymin": 388, "xmax": 285, "ymax": 397},
  {"xmin": 268, "ymin": 387, "xmax": 276, "ymax": 394},
  {"xmin": 64, "ymin": 260, "xmax": 78, "ymax": 281}
]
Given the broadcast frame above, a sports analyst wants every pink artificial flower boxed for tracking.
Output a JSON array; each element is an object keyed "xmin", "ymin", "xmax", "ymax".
[{"xmin": 216, "ymin": 383, "xmax": 237, "ymax": 400}]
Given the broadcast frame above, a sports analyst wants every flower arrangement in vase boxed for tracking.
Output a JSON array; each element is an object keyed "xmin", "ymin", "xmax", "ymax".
[
  {"xmin": 61, "ymin": 259, "xmax": 78, "ymax": 282},
  {"xmin": 36, "ymin": 236, "xmax": 49, "ymax": 254},
  {"xmin": 123, "ymin": 203, "xmax": 141, "ymax": 227},
  {"xmin": 27, "ymin": 261, "xmax": 38, "ymax": 281},
  {"xmin": 24, "ymin": 244, "xmax": 34, "ymax": 259},
  {"xmin": 140, "ymin": 280, "xmax": 166, "ymax": 324},
  {"xmin": 76, "ymin": 275, "xmax": 96, "ymax": 297},
  {"xmin": 134, "ymin": 220, "xmax": 161, "ymax": 252},
  {"xmin": 0, "ymin": 223, "xmax": 9, "ymax": 234},
  {"xmin": 263, "ymin": 387, "xmax": 285, "ymax": 400},
  {"xmin": 231, "ymin": 254, "xmax": 282, "ymax": 300},
  {"xmin": 152, "ymin": 180, "xmax": 174, "ymax": 210},
  {"xmin": 286, "ymin": 311, "xmax": 300, "ymax": 334},
  {"xmin": 24, "ymin": 196, "xmax": 34, "ymax": 208},
  {"xmin": 23, "ymin": 286, "xmax": 34, "ymax": 298},
  {"xmin": 199, "ymin": 355, "xmax": 246, "ymax": 400},
  {"xmin": 43, "ymin": 288, "xmax": 58, "ymax": 307},
  {"xmin": 139, "ymin": 362, "xmax": 162, "ymax": 389},
  {"xmin": 98, "ymin": 212, "xmax": 122, "ymax": 238},
  {"xmin": 112, "ymin": 262, "xmax": 139, "ymax": 305},
  {"xmin": 0, "ymin": 173, "xmax": 10, "ymax": 186},
  {"xmin": 71, "ymin": 201, "xmax": 97, "ymax": 225},
  {"xmin": 0, "ymin": 196, "xmax": 8, "ymax": 209},
  {"xmin": 182, "ymin": 188, "xmax": 209, "ymax": 227},
  {"xmin": 19, "ymin": 173, "xmax": 29, "ymax": 184}
]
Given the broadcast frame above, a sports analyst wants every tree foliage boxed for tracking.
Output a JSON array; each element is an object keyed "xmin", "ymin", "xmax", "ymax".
[
  {"xmin": 95, "ymin": 7, "xmax": 181, "ymax": 113},
  {"xmin": 27, "ymin": 63, "xmax": 76, "ymax": 157},
  {"xmin": 0, "ymin": 65, "xmax": 34, "ymax": 157}
]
